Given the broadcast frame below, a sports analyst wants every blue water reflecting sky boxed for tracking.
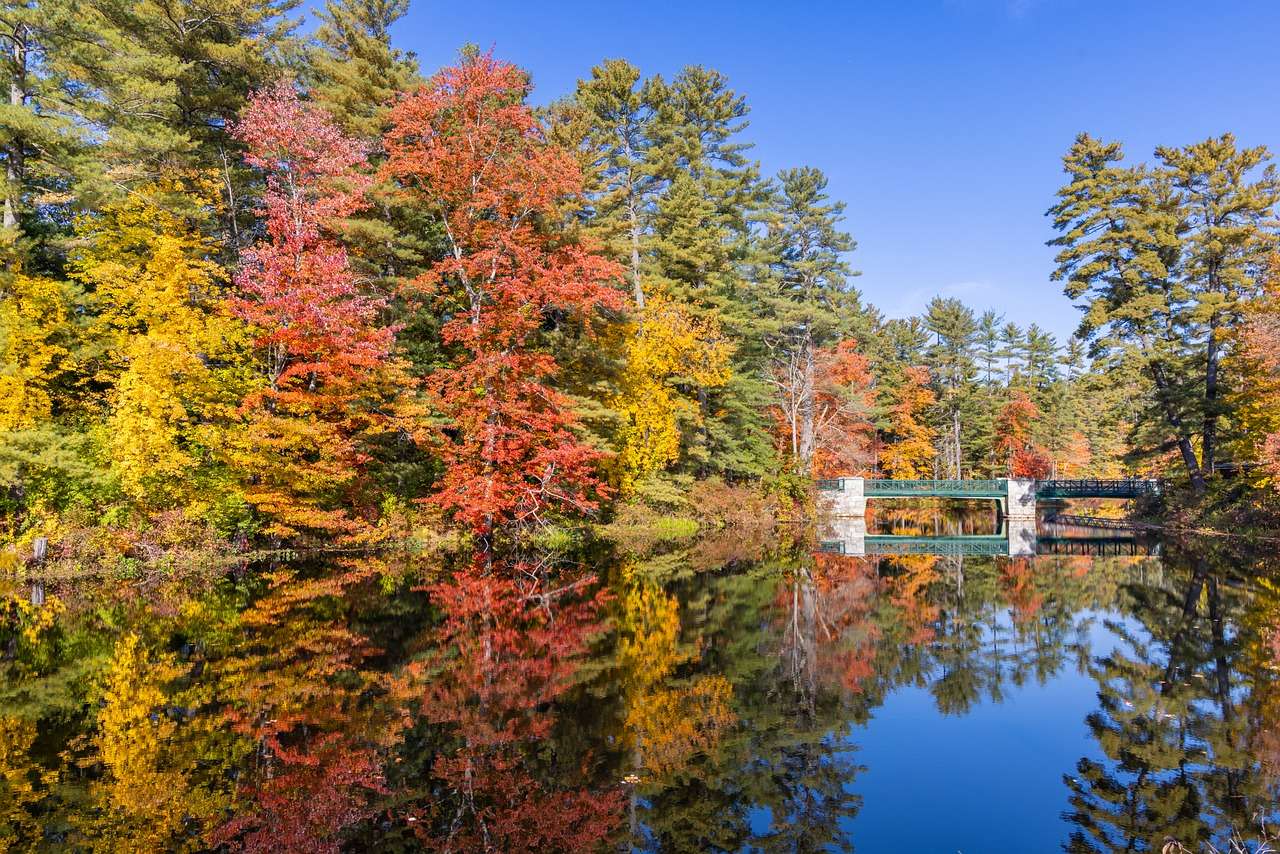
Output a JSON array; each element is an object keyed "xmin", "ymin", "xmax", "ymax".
[{"xmin": 754, "ymin": 610, "xmax": 1140, "ymax": 852}]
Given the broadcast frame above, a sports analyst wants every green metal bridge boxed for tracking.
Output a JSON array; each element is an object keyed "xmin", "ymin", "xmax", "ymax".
[
  {"xmin": 816, "ymin": 533, "xmax": 1158, "ymax": 558},
  {"xmin": 1034, "ymin": 479, "xmax": 1162, "ymax": 499},
  {"xmin": 816, "ymin": 478, "xmax": 1161, "ymax": 500},
  {"xmin": 818, "ymin": 534, "xmax": 1011, "ymax": 557}
]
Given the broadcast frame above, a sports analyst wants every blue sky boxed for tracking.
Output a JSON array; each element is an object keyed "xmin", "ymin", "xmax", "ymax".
[{"xmin": 359, "ymin": 0, "xmax": 1280, "ymax": 342}]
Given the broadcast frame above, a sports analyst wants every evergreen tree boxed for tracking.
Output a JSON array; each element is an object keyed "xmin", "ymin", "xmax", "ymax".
[
  {"xmin": 975, "ymin": 309, "xmax": 1002, "ymax": 386},
  {"xmin": 306, "ymin": 0, "xmax": 417, "ymax": 141},
  {"xmin": 72, "ymin": 0, "xmax": 301, "ymax": 241},
  {"xmin": 1049, "ymin": 132, "xmax": 1280, "ymax": 489},
  {"xmin": 998, "ymin": 321, "xmax": 1025, "ymax": 384},
  {"xmin": 549, "ymin": 58, "xmax": 663, "ymax": 308},
  {"xmin": 0, "ymin": 0, "xmax": 91, "ymax": 253},
  {"xmin": 760, "ymin": 166, "xmax": 863, "ymax": 473},
  {"xmin": 922, "ymin": 297, "xmax": 978, "ymax": 478},
  {"xmin": 1048, "ymin": 134, "xmax": 1207, "ymax": 488},
  {"xmin": 1024, "ymin": 323, "xmax": 1060, "ymax": 394},
  {"xmin": 644, "ymin": 66, "xmax": 772, "ymax": 480},
  {"xmin": 1155, "ymin": 134, "xmax": 1280, "ymax": 474}
]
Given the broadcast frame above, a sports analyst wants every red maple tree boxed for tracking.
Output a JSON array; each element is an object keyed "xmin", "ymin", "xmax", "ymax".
[
  {"xmin": 811, "ymin": 340, "xmax": 878, "ymax": 478},
  {"xmin": 231, "ymin": 82, "xmax": 404, "ymax": 539},
  {"xmin": 382, "ymin": 53, "xmax": 624, "ymax": 538},
  {"xmin": 995, "ymin": 389, "xmax": 1052, "ymax": 479}
]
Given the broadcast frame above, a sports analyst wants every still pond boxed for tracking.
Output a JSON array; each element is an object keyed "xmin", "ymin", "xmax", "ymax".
[{"xmin": 2, "ymin": 506, "xmax": 1278, "ymax": 852}]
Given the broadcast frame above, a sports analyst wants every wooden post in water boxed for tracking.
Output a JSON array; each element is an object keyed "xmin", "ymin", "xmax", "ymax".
[{"xmin": 29, "ymin": 537, "xmax": 46, "ymax": 606}]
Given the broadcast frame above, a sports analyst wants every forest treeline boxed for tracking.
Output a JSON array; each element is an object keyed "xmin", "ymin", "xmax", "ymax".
[{"xmin": 2, "ymin": 0, "xmax": 1279, "ymax": 558}]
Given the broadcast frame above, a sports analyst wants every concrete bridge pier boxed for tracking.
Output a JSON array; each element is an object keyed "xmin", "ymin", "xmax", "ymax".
[
  {"xmin": 819, "ymin": 517, "xmax": 867, "ymax": 556},
  {"xmin": 1004, "ymin": 478, "xmax": 1037, "ymax": 520},
  {"xmin": 819, "ymin": 477, "xmax": 865, "ymax": 517},
  {"xmin": 1007, "ymin": 517, "xmax": 1037, "ymax": 556}
]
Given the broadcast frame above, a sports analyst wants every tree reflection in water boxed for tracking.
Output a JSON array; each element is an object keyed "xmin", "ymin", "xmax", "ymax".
[{"xmin": 2, "ymin": 527, "xmax": 1279, "ymax": 850}]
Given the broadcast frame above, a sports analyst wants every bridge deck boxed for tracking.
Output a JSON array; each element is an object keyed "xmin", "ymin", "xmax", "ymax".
[
  {"xmin": 817, "ymin": 477, "xmax": 1160, "ymax": 500},
  {"xmin": 1036, "ymin": 479, "xmax": 1161, "ymax": 499}
]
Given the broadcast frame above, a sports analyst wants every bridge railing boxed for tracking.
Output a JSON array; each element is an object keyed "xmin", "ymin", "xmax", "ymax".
[
  {"xmin": 1036, "ymin": 478, "xmax": 1162, "ymax": 498},
  {"xmin": 816, "ymin": 476, "xmax": 1162, "ymax": 499},
  {"xmin": 863, "ymin": 479, "xmax": 1006, "ymax": 495}
]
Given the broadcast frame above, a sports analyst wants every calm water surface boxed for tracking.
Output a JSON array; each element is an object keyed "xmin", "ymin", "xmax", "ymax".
[{"xmin": 3, "ymin": 508, "xmax": 1278, "ymax": 852}]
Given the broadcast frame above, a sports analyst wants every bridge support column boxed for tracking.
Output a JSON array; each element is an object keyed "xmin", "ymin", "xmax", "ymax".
[
  {"xmin": 819, "ymin": 477, "xmax": 865, "ymax": 517},
  {"xmin": 819, "ymin": 517, "xmax": 866, "ymax": 556},
  {"xmin": 1005, "ymin": 478, "xmax": 1037, "ymax": 520},
  {"xmin": 1007, "ymin": 517, "xmax": 1037, "ymax": 556}
]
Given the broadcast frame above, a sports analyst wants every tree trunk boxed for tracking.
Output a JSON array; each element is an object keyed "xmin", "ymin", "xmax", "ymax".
[
  {"xmin": 952, "ymin": 409, "xmax": 962, "ymax": 479},
  {"xmin": 4, "ymin": 26, "xmax": 27, "ymax": 231},
  {"xmin": 1202, "ymin": 315, "xmax": 1219, "ymax": 476},
  {"xmin": 797, "ymin": 333, "xmax": 816, "ymax": 473},
  {"xmin": 627, "ymin": 193, "xmax": 644, "ymax": 309},
  {"xmin": 1149, "ymin": 361, "xmax": 1206, "ymax": 493}
]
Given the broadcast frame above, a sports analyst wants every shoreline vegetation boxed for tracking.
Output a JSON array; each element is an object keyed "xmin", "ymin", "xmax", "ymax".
[{"xmin": 2, "ymin": 6, "xmax": 1279, "ymax": 574}]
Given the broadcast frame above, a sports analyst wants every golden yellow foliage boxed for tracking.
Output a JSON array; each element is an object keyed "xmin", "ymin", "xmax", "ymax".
[
  {"xmin": 0, "ymin": 716, "xmax": 55, "ymax": 849},
  {"xmin": 879, "ymin": 366, "xmax": 937, "ymax": 479},
  {"xmin": 69, "ymin": 180, "xmax": 252, "ymax": 505},
  {"xmin": 0, "ymin": 273, "xmax": 71, "ymax": 431},
  {"xmin": 624, "ymin": 676, "xmax": 736, "ymax": 780},
  {"xmin": 77, "ymin": 633, "xmax": 204, "ymax": 852},
  {"xmin": 612, "ymin": 294, "xmax": 730, "ymax": 492},
  {"xmin": 107, "ymin": 336, "xmax": 206, "ymax": 501}
]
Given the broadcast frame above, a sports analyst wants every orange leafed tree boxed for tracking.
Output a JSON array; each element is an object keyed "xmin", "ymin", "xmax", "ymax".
[
  {"xmin": 1057, "ymin": 429, "xmax": 1093, "ymax": 478},
  {"xmin": 382, "ymin": 53, "xmax": 624, "ymax": 539},
  {"xmin": 811, "ymin": 339, "xmax": 877, "ymax": 478},
  {"xmin": 229, "ymin": 82, "xmax": 409, "ymax": 540},
  {"xmin": 879, "ymin": 366, "xmax": 936, "ymax": 478},
  {"xmin": 1234, "ymin": 266, "xmax": 1280, "ymax": 487},
  {"xmin": 995, "ymin": 389, "xmax": 1051, "ymax": 478}
]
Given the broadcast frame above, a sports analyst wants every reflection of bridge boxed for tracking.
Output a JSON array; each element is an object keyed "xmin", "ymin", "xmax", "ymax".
[
  {"xmin": 817, "ymin": 477, "xmax": 1161, "ymax": 520},
  {"xmin": 818, "ymin": 517, "xmax": 1039, "ymax": 557},
  {"xmin": 817, "ymin": 517, "xmax": 1161, "ymax": 558},
  {"xmin": 819, "ymin": 532, "xmax": 1011, "ymax": 557},
  {"xmin": 1037, "ymin": 536, "xmax": 1160, "ymax": 557}
]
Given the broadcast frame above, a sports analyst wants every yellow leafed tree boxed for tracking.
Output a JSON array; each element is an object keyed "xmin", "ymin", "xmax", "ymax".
[
  {"xmin": 69, "ymin": 179, "xmax": 252, "ymax": 506},
  {"xmin": 75, "ymin": 632, "xmax": 221, "ymax": 852},
  {"xmin": 0, "ymin": 272, "xmax": 72, "ymax": 431},
  {"xmin": 879, "ymin": 366, "xmax": 937, "ymax": 479},
  {"xmin": 612, "ymin": 293, "xmax": 730, "ymax": 492}
]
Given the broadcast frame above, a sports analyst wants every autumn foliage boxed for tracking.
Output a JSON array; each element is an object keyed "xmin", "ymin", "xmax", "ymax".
[
  {"xmin": 811, "ymin": 340, "xmax": 877, "ymax": 478},
  {"xmin": 995, "ymin": 389, "xmax": 1052, "ymax": 479},
  {"xmin": 383, "ymin": 54, "xmax": 625, "ymax": 537},
  {"xmin": 230, "ymin": 83, "xmax": 406, "ymax": 540},
  {"xmin": 613, "ymin": 293, "xmax": 731, "ymax": 491},
  {"xmin": 879, "ymin": 366, "xmax": 937, "ymax": 478},
  {"xmin": 1236, "ymin": 270, "xmax": 1280, "ymax": 487}
]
